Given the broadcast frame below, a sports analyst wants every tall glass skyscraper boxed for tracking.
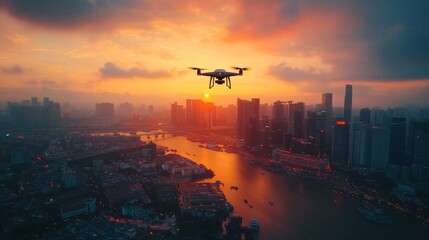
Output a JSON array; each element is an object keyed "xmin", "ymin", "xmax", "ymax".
[{"xmin": 344, "ymin": 85, "xmax": 352, "ymax": 123}]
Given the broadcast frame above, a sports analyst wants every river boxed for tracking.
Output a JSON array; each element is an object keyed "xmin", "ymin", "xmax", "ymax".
[{"xmin": 153, "ymin": 136, "xmax": 429, "ymax": 240}]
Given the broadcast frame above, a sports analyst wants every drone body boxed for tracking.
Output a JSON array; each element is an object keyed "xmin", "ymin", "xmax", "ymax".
[{"xmin": 190, "ymin": 67, "xmax": 249, "ymax": 89}]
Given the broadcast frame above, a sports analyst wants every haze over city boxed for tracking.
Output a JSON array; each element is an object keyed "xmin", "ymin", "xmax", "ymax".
[
  {"xmin": 1, "ymin": 0, "xmax": 429, "ymax": 108},
  {"xmin": 2, "ymin": 1, "xmax": 429, "ymax": 240}
]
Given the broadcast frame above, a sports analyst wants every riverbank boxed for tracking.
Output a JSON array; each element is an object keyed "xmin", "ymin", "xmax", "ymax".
[{"xmin": 174, "ymin": 132, "xmax": 429, "ymax": 227}]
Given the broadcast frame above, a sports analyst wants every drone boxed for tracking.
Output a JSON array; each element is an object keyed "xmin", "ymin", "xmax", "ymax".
[{"xmin": 189, "ymin": 67, "xmax": 249, "ymax": 89}]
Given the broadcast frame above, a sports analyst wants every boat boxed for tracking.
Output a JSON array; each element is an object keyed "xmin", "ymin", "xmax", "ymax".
[
  {"xmin": 185, "ymin": 152, "xmax": 190, "ymax": 155},
  {"xmin": 230, "ymin": 186, "xmax": 239, "ymax": 190},
  {"xmin": 268, "ymin": 201, "xmax": 274, "ymax": 206},
  {"xmin": 250, "ymin": 218, "xmax": 260, "ymax": 232},
  {"xmin": 249, "ymin": 205, "xmax": 253, "ymax": 208},
  {"xmin": 244, "ymin": 199, "xmax": 248, "ymax": 204}
]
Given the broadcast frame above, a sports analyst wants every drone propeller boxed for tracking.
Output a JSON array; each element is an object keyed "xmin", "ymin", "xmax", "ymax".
[
  {"xmin": 189, "ymin": 67, "xmax": 206, "ymax": 70},
  {"xmin": 231, "ymin": 67, "xmax": 250, "ymax": 71}
]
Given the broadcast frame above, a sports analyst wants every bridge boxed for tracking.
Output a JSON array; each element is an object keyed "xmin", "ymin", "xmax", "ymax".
[{"xmin": 132, "ymin": 131, "xmax": 170, "ymax": 139}]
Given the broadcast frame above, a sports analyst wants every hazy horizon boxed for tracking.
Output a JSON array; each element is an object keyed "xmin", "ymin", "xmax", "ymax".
[{"xmin": 1, "ymin": 1, "xmax": 429, "ymax": 109}]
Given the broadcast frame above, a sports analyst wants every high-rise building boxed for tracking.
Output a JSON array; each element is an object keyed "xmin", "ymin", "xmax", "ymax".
[
  {"xmin": 96, "ymin": 103, "xmax": 114, "ymax": 119},
  {"xmin": 332, "ymin": 119, "xmax": 349, "ymax": 165},
  {"xmin": 271, "ymin": 101, "xmax": 285, "ymax": 146},
  {"xmin": 186, "ymin": 99, "xmax": 204, "ymax": 127},
  {"xmin": 118, "ymin": 102, "xmax": 134, "ymax": 118},
  {"xmin": 43, "ymin": 97, "xmax": 51, "ymax": 107},
  {"xmin": 344, "ymin": 85, "xmax": 352, "ymax": 123},
  {"xmin": 411, "ymin": 122, "xmax": 429, "ymax": 184},
  {"xmin": 31, "ymin": 97, "xmax": 40, "ymax": 106},
  {"xmin": 370, "ymin": 126, "xmax": 391, "ymax": 172},
  {"xmin": 171, "ymin": 102, "xmax": 186, "ymax": 128},
  {"xmin": 259, "ymin": 103, "xmax": 270, "ymax": 120},
  {"xmin": 261, "ymin": 115, "xmax": 271, "ymax": 150},
  {"xmin": 360, "ymin": 108, "xmax": 371, "ymax": 125},
  {"xmin": 389, "ymin": 117, "xmax": 406, "ymax": 166},
  {"xmin": 322, "ymin": 93, "xmax": 333, "ymax": 109},
  {"xmin": 371, "ymin": 108, "xmax": 389, "ymax": 126},
  {"xmin": 321, "ymin": 93, "xmax": 334, "ymax": 158},
  {"xmin": 225, "ymin": 104, "xmax": 237, "ymax": 126},
  {"xmin": 293, "ymin": 102, "xmax": 305, "ymax": 138},
  {"xmin": 285, "ymin": 101, "xmax": 294, "ymax": 135},
  {"xmin": 321, "ymin": 93, "xmax": 333, "ymax": 126},
  {"xmin": 322, "ymin": 93, "xmax": 333, "ymax": 123},
  {"xmin": 203, "ymin": 102, "xmax": 216, "ymax": 129},
  {"xmin": 8, "ymin": 98, "xmax": 61, "ymax": 128},
  {"xmin": 351, "ymin": 122, "xmax": 372, "ymax": 168},
  {"xmin": 271, "ymin": 101, "xmax": 284, "ymax": 131},
  {"xmin": 237, "ymin": 98, "xmax": 259, "ymax": 146},
  {"xmin": 307, "ymin": 111, "xmax": 326, "ymax": 156},
  {"xmin": 215, "ymin": 106, "xmax": 227, "ymax": 126},
  {"xmin": 185, "ymin": 99, "xmax": 216, "ymax": 128}
]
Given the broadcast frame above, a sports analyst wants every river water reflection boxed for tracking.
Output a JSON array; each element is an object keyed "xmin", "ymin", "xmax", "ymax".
[{"xmin": 154, "ymin": 136, "xmax": 429, "ymax": 240}]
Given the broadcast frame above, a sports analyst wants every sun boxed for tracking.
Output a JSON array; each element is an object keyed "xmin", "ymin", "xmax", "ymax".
[{"xmin": 204, "ymin": 93, "xmax": 210, "ymax": 98}]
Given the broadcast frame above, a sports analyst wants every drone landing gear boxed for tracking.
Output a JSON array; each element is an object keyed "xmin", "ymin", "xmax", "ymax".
[
  {"xmin": 209, "ymin": 76, "xmax": 215, "ymax": 89},
  {"xmin": 226, "ymin": 76, "xmax": 231, "ymax": 89},
  {"xmin": 209, "ymin": 76, "xmax": 231, "ymax": 89}
]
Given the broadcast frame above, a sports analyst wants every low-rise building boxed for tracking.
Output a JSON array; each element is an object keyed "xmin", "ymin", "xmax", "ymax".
[{"xmin": 60, "ymin": 197, "xmax": 96, "ymax": 219}]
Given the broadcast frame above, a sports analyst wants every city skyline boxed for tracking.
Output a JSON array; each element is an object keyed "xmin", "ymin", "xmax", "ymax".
[{"xmin": 1, "ymin": 1, "xmax": 429, "ymax": 108}]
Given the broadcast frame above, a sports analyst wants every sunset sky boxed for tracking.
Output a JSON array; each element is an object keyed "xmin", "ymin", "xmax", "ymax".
[{"xmin": 1, "ymin": 0, "xmax": 429, "ymax": 108}]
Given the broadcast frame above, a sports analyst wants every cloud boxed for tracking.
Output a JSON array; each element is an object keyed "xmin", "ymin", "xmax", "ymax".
[
  {"xmin": 0, "ymin": 0, "xmax": 221, "ymax": 31},
  {"xmin": 0, "ymin": 0, "xmax": 135, "ymax": 29},
  {"xmin": 2, "ymin": 64, "xmax": 24, "ymax": 74},
  {"xmin": 25, "ymin": 80, "xmax": 38, "ymax": 85},
  {"xmin": 268, "ymin": 63, "xmax": 326, "ymax": 81},
  {"xmin": 99, "ymin": 62, "xmax": 170, "ymax": 79},
  {"xmin": 24, "ymin": 79, "xmax": 65, "ymax": 89},
  {"xmin": 225, "ymin": 0, "xmax": 429, "ymax": 82}
]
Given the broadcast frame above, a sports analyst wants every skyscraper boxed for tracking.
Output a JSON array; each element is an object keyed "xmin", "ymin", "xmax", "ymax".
[
  {"xmin": 293, "ymin": 102, "xmax": 305, "ymax": 139},
  {"xmin": 321, "ymin": 93, "xmax": 333, "ymax": 126},
  {"xmin": 171, "ymin": 102, "xmax": 186, "ymax": 128},
  {"xmin": 389, "ymin": 117, "xmax": 406, "ymax": 166},
  {"xmin": 31, "ymin": 97, "xmax": 40, "ymax": 106},
  {"xmin": 225, "ymin": 104, "xmax": 237, "ymax": 126},
  {"xmin": 411, "ymin": 121, "xmax": 429, "ymax": 184},
  {"xmin": 360, "ymin": 108, "xmax": 371, "ymax": 125},
  {"xmin": 321, "ymin": 93, "xmax": 333, "ymax": 158},
  {"xmin": 307, "ymin": 111, "xmax": 326, "ymax": 156},
  {"xmin": 237, "ymin": 98, "xmax": 260, "ymax": 146},
  {"xmin": 344, "ymin": 85, "xmax": 352, "ymax": 123},
  {"xmin": 271, "ymin": 101, "xmax": 284, "ymax": 131},
  {"xmin": 203, "ymin": 102, "xmax": 216, "ymax": 129},
  {"xmin": 118, "ymin": 102, "xmax": 133, "ymax": 118},
  {"xmin": 332, "ymin": 119, "xmax": 349, "ymax": 165},
  {"xmin": 271, "ymin": 101, "xmax": 285, "ymax": 146},
  {"xmin": 370, "ymin": 126, "xmax": 391, "ymax": 172},
  {"xmin": 351, "ymin": 122, "xmax": 372, "ymax": 168},
  {"xmin": 185, "ymin": 99, "xmax": 205, "ymax": 127},
  {"xmin": 96, "ymin": 103, "xmax": 114, "ymax": 119}
]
